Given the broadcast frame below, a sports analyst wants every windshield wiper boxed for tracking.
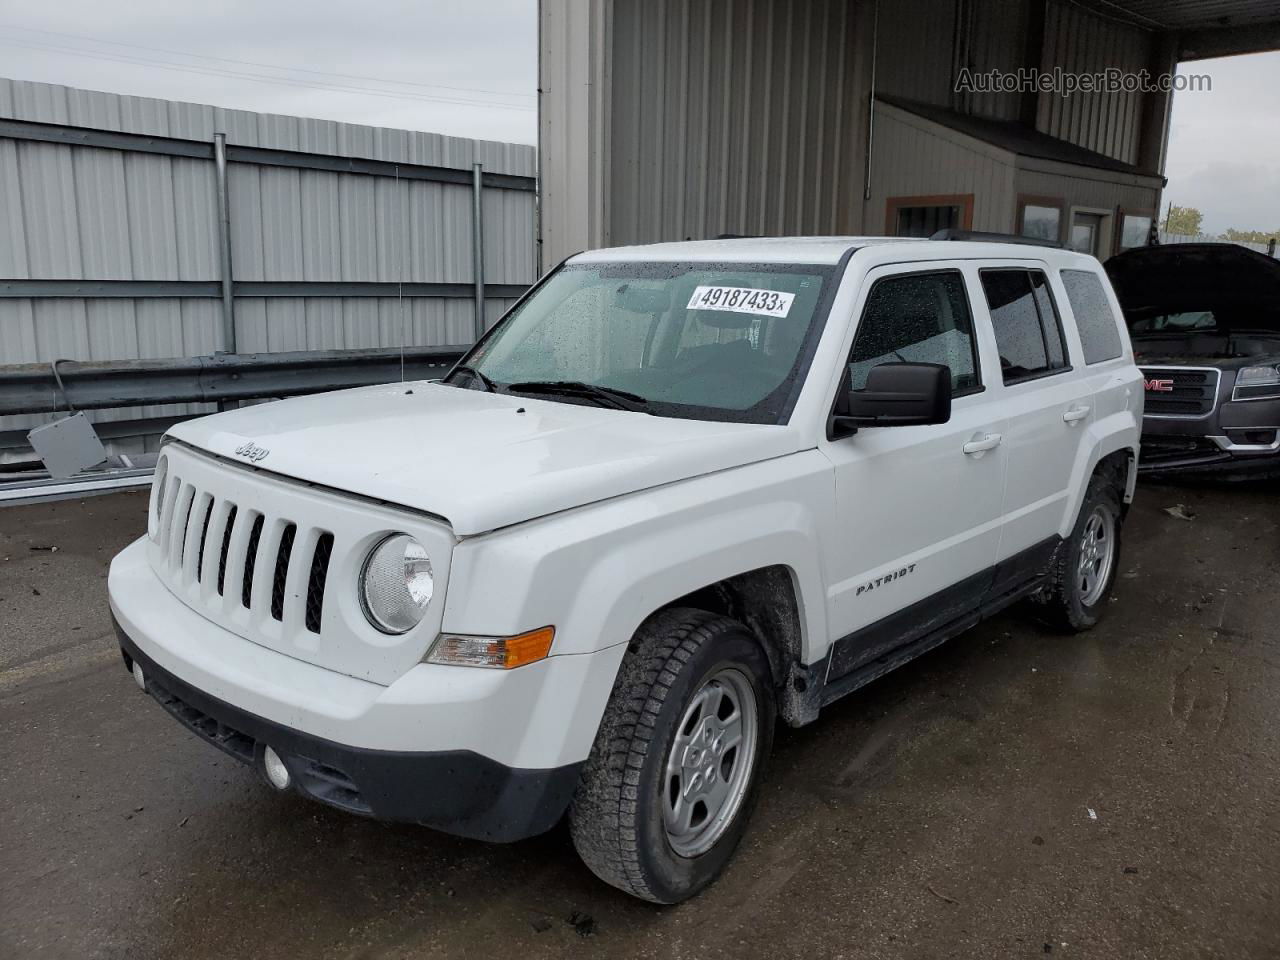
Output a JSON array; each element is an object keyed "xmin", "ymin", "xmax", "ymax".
[
  {"xmin": 446, "ymin": 364, "xmax": 498, "ymax": 393},
  {"xmin": 506, "ymin": 380, "xmax": 650, "ymax": 412}
]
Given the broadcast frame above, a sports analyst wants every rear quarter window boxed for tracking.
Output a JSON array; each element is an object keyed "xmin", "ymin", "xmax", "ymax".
[{"xmin": 1061, "ymin": 269, "xmax": 1124, "ymax": 364}]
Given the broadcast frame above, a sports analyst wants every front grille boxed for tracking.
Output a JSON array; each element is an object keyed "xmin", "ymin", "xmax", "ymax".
[
  {"xmin": 156, "ymin": 477, "xmax": 334, "ymax": 632},
  {"xmin": 305, "ymin": 534, "xmax": 334, "ymax": 634},
  {"xmin": 270, "ymin": 523, "xmax": 297, "ymax": 622},
  {"xmin": 242, "ymin": 514, "xmax": 264, "ymax": 609},
  {"xmin": 1140, "ymin": 367, "xmax": 1221, "ymax": 418}
]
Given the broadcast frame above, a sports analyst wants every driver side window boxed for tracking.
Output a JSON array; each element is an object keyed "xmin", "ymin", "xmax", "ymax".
[{"xmin": 849, "ymin": 270, "xmax": 981, "ymax": 395}]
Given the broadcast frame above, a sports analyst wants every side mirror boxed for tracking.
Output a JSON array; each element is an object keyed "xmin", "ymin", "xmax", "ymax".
[{"xmin": 834, "ymin": 362, "xmax": 952, "ymax": 430}]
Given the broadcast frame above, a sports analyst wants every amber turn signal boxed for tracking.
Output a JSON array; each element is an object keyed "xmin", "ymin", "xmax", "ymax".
[{"xmin": 427, "ymin": 626, "xmax": 555, "ymax": 669}]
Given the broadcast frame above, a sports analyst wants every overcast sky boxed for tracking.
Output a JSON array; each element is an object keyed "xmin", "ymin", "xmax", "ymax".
[
  {"xmin": 1165, "ymin": 53, "xmax": 1280, "ymax": 234},
  {"xmin": 0, "ymin": 1, "xmax": 538, "ymax": 143},
  {"xmin": 0, "ymin": 4, "xmax": 1277, "ymax": 235}
]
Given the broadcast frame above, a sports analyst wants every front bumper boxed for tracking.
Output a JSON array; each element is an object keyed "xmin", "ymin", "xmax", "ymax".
[
  {"xmin": 1139, "ymin": 392, "xmax": 1280, "ymax": 477},
  {"xmin": 115, "ymin": 620, "xmax": 580, "ymax": 841},
  {"xmin": 108, "ymin": 537, "xmax": 628, "ymax": 841},
  {"xmin": 1139, "ymin": 432, "xmax": 1280, "ymax": 478}
]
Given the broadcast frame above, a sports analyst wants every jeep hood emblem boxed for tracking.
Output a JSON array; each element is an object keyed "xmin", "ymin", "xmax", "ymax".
[{"xmin": 234, "ymin": 441, "xmax": 270, "ymax": 463}]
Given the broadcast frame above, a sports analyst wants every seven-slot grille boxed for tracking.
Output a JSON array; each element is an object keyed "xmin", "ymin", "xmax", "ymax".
[
  {"xmin": 1139, "ymin": 366, "xmax": 1221, "ymax": 418},
  {"xmin": 155, "ymin": 469, "xmax": 333, "ymax": 633}
]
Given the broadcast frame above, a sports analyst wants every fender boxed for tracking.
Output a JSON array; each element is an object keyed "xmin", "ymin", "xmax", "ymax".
[
  {"xmin": 1057, "ymin": 407, "xmax": 1141, "ymax": 538},
  {"xmin": 444, "ymin": 449, "xmax": 832, "ymax": 659},
  {"xmin": 441, "ymin": 450, "xmax": 834, "ymax": 764}
]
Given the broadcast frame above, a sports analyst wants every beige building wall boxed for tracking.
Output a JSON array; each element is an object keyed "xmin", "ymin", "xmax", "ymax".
[{"xmin": 867, "ymin": 102, "xmax": 1018, "ymax": 235}]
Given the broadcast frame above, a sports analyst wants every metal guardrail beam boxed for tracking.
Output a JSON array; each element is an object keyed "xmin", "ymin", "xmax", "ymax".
[
  {"xmin": 0, "ymin": 117, "xmax": 537, "ymax": 191},
  {"xmin": 0, "ymin": 347, "xmax": 468, "ymax": 416},
  {"xmin": 0, "ymin": 280, "xmax": 530, "ymax": 299}
]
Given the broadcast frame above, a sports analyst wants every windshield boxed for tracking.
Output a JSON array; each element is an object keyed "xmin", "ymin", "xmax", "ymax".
[
  {"xmin": 1129, "ymin": 311, "xmax": 1218, "ymax": 334},
  {"xmin": 458, "ymin": 261, "xmax": 838, "ymax": 424}
]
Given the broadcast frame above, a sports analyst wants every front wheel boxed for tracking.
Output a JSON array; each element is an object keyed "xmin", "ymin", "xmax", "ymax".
[
  {"xmin": 569, "ymin": 608, "xmax": 775, "ymax": 903},
  {"xmin": 1032, "ymin": 472, "xmax": 1124, "ymax": 631}
]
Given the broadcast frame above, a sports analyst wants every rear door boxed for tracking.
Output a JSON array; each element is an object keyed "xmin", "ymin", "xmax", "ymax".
[
  {"xmin": 976, "ymin": 262, "xmax": 1095, "ymax": 589},
  {"xmin": 1058, "ymin": 265, "xmax": 1142, "ymax": 437},
  {"xmin": 820, "ymin": 264, "xmax": 1008, "ymax": 681}
]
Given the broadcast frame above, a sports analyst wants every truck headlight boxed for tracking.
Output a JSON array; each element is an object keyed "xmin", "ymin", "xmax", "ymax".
[
  {"xmin": 360, "ymin": 534, "xmax": 434, "ymax": 634},
  {"xmin": 1234, "ymin": 365, "xmax": 1280, "ymax": 401}
]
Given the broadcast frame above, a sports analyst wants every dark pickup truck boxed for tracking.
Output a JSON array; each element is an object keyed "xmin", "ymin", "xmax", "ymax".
[{"xmin": 1106, "ymin": 243, "xmax": 1280, "ymax": 479}]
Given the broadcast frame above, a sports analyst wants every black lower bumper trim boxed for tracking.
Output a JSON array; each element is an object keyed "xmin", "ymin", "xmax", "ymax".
[
  {"xmin": 113, "ymin": 617, "xmax": 582, "ymax": 842},
  {"xmin": 1140, "ymin": 452, "xmax": 1280, "ymax": 479}
]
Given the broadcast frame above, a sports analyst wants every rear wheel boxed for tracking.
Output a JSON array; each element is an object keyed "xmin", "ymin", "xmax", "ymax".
[
  {"xmin": 569, "ymin": 608, "xmax": 775, "ymax": 903},
  {"xmin": 1033, "ymin": 472, "xmax": 1124, "ymax": 631}
]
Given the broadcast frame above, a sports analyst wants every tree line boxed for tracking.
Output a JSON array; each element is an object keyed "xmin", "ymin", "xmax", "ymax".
[{"xmin": 1163, "ymin": 205, "xmax": 1278, "ymax": 244}]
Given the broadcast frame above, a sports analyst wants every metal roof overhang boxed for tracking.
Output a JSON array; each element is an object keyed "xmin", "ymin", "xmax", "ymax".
[{"xmin": 1076, "ymin": 1, "xmax": 1280, "ymax": 60}]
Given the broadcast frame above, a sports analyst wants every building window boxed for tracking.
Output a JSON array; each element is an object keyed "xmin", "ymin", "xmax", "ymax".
[
  {"xmin": 849, "ymin": 271, "xmax": 981, "ymax": 396},
  {"xmin": 885, "ymin": 195, "xmax": 973, "ymax": 238},
  {"xmin": 1118, "ymin": 212, "xmax": 1154, "ymax": 251},
  {"xmin": 980, "ymin": 269, "xmax": 1070, "ymax": 384},
  {"xmin": 1017, "ymin": 196, "xmax": 1064, "ymax": 244}
]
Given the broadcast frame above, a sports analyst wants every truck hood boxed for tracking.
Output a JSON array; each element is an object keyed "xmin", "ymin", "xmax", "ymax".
[
  {"xmin": 1106, "ymin": 243, "xmax": 1280, "ymax": 330},
  {"xmin": 167, "ymin": 382, "xmax": 801, "ymax": 535}
]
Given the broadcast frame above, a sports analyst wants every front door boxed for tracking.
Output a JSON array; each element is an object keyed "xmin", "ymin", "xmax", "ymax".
[{"xmin": 820, "ymin": 264, "xmax": 1007, "ymax": 681}]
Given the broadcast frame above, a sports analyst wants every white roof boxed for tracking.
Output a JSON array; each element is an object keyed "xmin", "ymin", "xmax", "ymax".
[{"xmin": 570, "ymin": 236, "xmax": 1099, "ymax": 268}]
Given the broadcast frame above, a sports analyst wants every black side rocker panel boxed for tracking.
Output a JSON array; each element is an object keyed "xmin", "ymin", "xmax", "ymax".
[
  {"xmin": 114, "ymin": 617, "xmax": 582, "ymax": 843},
  {"xmin": 820, "ymin": 536, "xmax": 1061, "ymax": 708}
]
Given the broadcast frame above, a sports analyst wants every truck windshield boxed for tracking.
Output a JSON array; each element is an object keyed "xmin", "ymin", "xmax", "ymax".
[{"xmin": 457, "ymin": 261, "xmax": 838, "ymax": 424}]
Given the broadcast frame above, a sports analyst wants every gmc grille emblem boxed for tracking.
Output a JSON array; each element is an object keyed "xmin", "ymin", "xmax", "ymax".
[{"xmin": 1144, "ymin": 378, "xmax": 1174, "ymax": 392}]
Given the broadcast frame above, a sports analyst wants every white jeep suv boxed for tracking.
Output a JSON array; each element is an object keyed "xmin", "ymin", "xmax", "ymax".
[{"xmin": 109, "ymin": 237, "xmax": 1143, "ymax": 903}]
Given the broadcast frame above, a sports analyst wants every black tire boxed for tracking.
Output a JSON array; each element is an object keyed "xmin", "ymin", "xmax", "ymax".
[
  {"xmin": 569, "ymin": 607, "xmax": 775, "ymax": 904},
  {"xmin": 1032, "ymin": 471, "xmax": 1124, "ymax": 632}
]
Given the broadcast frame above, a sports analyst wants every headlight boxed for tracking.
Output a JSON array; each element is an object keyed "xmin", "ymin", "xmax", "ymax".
[
  {"xmin": 150, "ymin": 454, "xmax": 169, "ymax": 538},
  {"xmin": 360, "ymin": 534, "xmax": 434, "ymax": 634},
  {"xmin": 1234, "ymin": 364, "xmax": 1280, "ymax": 401}
]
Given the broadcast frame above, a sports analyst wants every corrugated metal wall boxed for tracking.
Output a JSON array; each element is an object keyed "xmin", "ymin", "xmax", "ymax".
[
  {"xmin": 541, "ymin": 0, "xmax": 1169, "ymax": 263},
  {"xmin": 0, "ymin": 78, "xmax": 536, "ymax": 456},
  {"xmin": 868, "ymin": 102, "xmax": 1018, "ymax": 234},
  {"xmin": 965, "ymin": 0, "xmax": 1030, "ymax": 122},
  {"xmin": 538, "ymin": 0, "xmax": 610, "ymax": 269},
  {"xmin": 1037, "ymin": 1, "xmax": 1154, "ymax": 166},
  {"xmin": 875, "ymin": 0, "xmax": 957, "ymax": 109},
  {"xmin": 1016, "ymin": 161, "xmax": 1159, "ymax": 214},
  {"xmin": 605, "ymin": 0, "xmax": 873, "ymax": 246}
]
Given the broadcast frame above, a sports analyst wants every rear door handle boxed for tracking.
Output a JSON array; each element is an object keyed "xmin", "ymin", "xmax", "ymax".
[
  {"xmin": 1063, "ymin": 405, "xmax": 1091, "ymax": 424},
  {"xmin": 962, "ymin": 433, "xmax": 1002, "ymax": 455}
]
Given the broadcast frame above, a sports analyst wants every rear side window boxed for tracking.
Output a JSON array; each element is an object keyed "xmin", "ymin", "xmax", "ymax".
[
  {"xmin": 1061, "ymin": 269, "xmax": 1124, "ymax": 363},
  {"xmin": 980, "ymin": 269, "xmax": 1070, "ymax": 384},
  {"xmin": 849, "ymin": 271, "xmax": 981, "ymax": 395}
]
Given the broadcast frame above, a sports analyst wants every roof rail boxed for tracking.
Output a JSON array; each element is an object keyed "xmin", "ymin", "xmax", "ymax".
[{"xmin": 929, "ymin": 228, "xmax": 1062, "ymax": 248}]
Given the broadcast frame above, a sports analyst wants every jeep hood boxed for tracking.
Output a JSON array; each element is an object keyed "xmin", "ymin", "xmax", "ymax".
[
  {"xmin": 1105, "ymin": 243, "xmax": 1280, "ymax": 329},
  {"xmin": 167, "ymin": 382, "xmax": 800, "ymax": 535}
]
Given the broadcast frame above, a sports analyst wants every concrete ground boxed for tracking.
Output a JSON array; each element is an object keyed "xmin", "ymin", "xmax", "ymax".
[{"xmin": 1, "ymin": 480, "xmax": 1277, "ymax": 960}]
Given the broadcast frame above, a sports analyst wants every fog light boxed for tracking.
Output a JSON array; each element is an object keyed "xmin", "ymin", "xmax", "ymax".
[
  {"xmin": 263, "ymin": 746, "xmax": 291, "ymax": 790},
  {"xmin": 132, "ymin": 661, "xmax": 146, "ymax": 691}
]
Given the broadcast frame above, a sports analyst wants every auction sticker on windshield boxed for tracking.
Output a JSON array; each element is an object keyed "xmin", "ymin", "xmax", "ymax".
[{"xmin": 687, "ymin": 285, "xmax": 796, "ymax": 318}]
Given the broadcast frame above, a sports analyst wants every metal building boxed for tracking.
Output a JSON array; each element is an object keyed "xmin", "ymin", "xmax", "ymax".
[
  {"xmin": 538, "ymin": 0, "xmax": 1280, "ymax": 268},
  {"xmin": 0, "ymin": 78, "xmax": 537, "ymax": 474}
]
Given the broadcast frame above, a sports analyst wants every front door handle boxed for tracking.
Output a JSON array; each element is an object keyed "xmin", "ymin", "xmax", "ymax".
[
  {"xmin": 1063, "ymin": 405, "xmax": 1091, "ymax": 424},
  {"xmin": 962, "ymin": 433, "xmax": 1003, "ymax": 456}
]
